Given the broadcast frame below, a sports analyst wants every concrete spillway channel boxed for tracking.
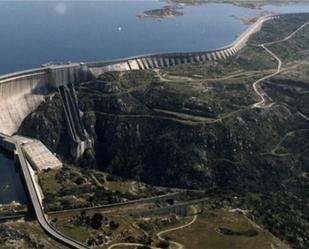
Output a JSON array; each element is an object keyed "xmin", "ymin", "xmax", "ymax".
[
  {"xmin": 0, "ymin": 13, "xmax": 283, "ymax": 249},
  {"xmin": 67, "ymin": 84, "xmax": 87, "ymax": 140},
  {"xmin": 58, "ymin": 84, "xmax": 92, "ymax": 158},
  {"xmin": 59, "ymin": 86, "xmax": 79, "ymax": 143}
]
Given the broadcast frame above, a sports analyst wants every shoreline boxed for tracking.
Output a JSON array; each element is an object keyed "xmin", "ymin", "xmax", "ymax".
[
  {"xmin": 0, "ymin": 13, "xmax": 277, "ymax": 80},
  {"xmin": 138, "ymin": 1, "xmax": 309, "ymax": 19},
  {"xmin": 138, "ymin": 5, "xmax": 184, "ymax": 19}
]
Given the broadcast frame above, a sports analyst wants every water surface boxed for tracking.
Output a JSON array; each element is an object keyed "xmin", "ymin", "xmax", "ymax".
[
  {"xmin": 0, "ymin": 1, "xmax": 308, "ymax": 75},
  {"xmin": 0, "ymin": 153, "xmax": 27, "ymax": 204}
]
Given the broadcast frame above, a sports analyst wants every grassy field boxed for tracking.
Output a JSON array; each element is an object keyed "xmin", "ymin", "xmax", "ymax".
[
  {"xmin": 49, "ymin": 204, "xmax": 191, "ymax": 248},
  {"xmin": 166, "ymin": 209, "xmax": 291, "ymax": 249},
  {"xmin": 48, "ymin": 204, "xmax": 292, "ymax": 249},
  {"xmin": 39, "ymin": 165, "xmax": 167, "ymax": 211}
]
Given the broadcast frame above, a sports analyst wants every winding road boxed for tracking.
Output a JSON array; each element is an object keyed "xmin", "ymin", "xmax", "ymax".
[
  {"xmin": 107, "ymin": 207, "xmax": 198, "ymax": 249},
  {"xmin": 156, "ymin": 207, "xmax": 198, "ymax": 249},
  {"xmin": 252, "ymin": 21, "xmax": 309, "ymax": 108},
  {"xmin": 270, "ymin": 128, "xmax": 309, "ymax": 156},
  {"xmin": 252, "ymin": 44, "xmax": 282, "ymax": 108}
]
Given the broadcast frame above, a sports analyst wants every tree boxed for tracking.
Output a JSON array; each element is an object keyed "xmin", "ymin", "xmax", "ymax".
[
  {"xmin": 90, "ymin": 213, "xmax": 103, "ymax": 229},
  {"xmin": 157, "ymin": 240, "xmax": 170, "ymax": 249},
  {"xmin": 109, "ymin": 220, "xmax": 119, "ymax": 230}
]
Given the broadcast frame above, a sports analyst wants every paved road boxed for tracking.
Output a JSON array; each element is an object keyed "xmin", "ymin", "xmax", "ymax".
[
  {"xmin": 270, "ymin": 128, "xmax": 309, "ymax": 156},
  {"xmin": 107, "ymin": 207, "xmax": 198, "ymax": 249},
  {"xmin": 298, "ymin": 111, "xmax": 309, "ymax": 121},
  {"xmin": 232, "ymin": 14, "xmax": 275, "ymax": 49},
  {"xmin": 14, "ymin": 140, "xmax": 89, "ymax": 249},
  {"xmin": 252, "ymin": 21, "xmax": 309, "ymax": 108},
  {"xmin": 252, "ymin": 44, "xmax": 282, "ymax": 108},
  {"xmin": 157, "ymin": 207, "xmax": 198, "ymax": 249},
  {"xmin": 264, "ymin": 21, "xmax": 309, "ymax": 46}
]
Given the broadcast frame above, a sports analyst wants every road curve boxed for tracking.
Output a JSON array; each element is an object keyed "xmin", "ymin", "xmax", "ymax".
[
  {"xmin": 14, "ymin": 139, "xmax": 89, "ymax": 249},
  {"xmin": 156, "ymin": 207, "xmax": 198, "ymax": 249},
  {"xmin": 252, "ymin": 44, "xmax": 282, "ymax": 108},
  {"xmin": 107, "ymin": 207, "xmax": 198, "ymax": 249},
  {"xmin": 252, "ymin": 20, "xmax": 309, "ymax": 108}
]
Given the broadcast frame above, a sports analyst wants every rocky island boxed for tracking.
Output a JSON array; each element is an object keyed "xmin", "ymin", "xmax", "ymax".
[{"xmin": 138, "ymin": 5, "xmax": 184, "ymax": 18}]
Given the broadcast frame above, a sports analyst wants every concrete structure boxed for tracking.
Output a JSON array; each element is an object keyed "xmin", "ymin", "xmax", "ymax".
[
  {"xmin": 0, "ymin": 63, "xmax": 93, "ymax": 159},
  {"xmin": 48, "ymin": 192, "xmax": 181, "ymax": 215},
  {"xmin": 58, "ymin": 83, "xmax": 93, "ymax": 158},
  {"xmin": 0, "ymin": 134, "xmax": 62, "ymax": 171},
  {"xmin": 0, "ymin": 68, "xmax": 50, "ymax": 136},
  {"xmin": 87, "ymin": 14, "xmax": 279, "ymax": 77},
  {"xmin": 22, "ymin": 139, "xmax": 62, "ymax": 171},
  {"xmin": 130, "ymin": 198, "xmax": 208, "ymax": 217}
]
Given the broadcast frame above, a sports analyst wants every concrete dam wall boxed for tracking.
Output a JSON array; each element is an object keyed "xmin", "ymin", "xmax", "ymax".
[
  {"xmin": 0, "ymin": 14, "xmax": 279, "ymax": 136},
  {"xmin": 0, "ymin": 69, "xmax": 49, "ymax": 136},
  {"xmin": 0, "ymin": 65, "xmax": 89, "ymax": 136},
  {"xmin": 87, "ymin": 14, "xmax": 279, "ymax": 77}
]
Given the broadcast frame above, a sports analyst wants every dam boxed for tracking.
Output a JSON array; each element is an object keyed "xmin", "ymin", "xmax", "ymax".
[
  {"xmin": 0, "ymin": 14, "xmax": 278, "ymax": 137},
  {"xmin": 0, "ymin": 13, "xmax": 280, "ymax": 249}
]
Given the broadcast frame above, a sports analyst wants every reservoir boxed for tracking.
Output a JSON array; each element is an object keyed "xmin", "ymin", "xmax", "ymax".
[
  {"xmin": 0, "ymin": 152, "xmax": 27, "ymax": 204},
  {"xmin": 0, "ymin": 1, "xmax": 309, "ymax": 74}
]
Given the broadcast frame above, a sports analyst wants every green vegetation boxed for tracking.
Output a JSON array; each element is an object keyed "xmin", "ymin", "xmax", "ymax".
[
  {"xmin": 166, "ymin": 208, "xmax": 291, "ymax": 249},
  {"xmin": 0, "ymin": 220, "xmax": 66, "ymax": 249},
  {"xmin": 49, "ymin": 204, "xmax": 189, "ymax": 247},
  {"xmin": 39, "ymin": 165, "xmax": 167, "ymax": 211},
  {"xmin": 162, "ymin": 46, "xmax": 276, "ymax": 78},
  {"xmin": 249, "ymin": 14, "xmax": 309, "ymax": 44}
]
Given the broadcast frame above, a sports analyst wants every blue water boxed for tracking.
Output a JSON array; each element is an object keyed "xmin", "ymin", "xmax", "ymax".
[
  {"xmin": 0, "ymin": 1, "xmax": 308, "ymax": 75},
  {"xmin": 0, "ymin": 153, "xmax": 27, "ymax": 204}
]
